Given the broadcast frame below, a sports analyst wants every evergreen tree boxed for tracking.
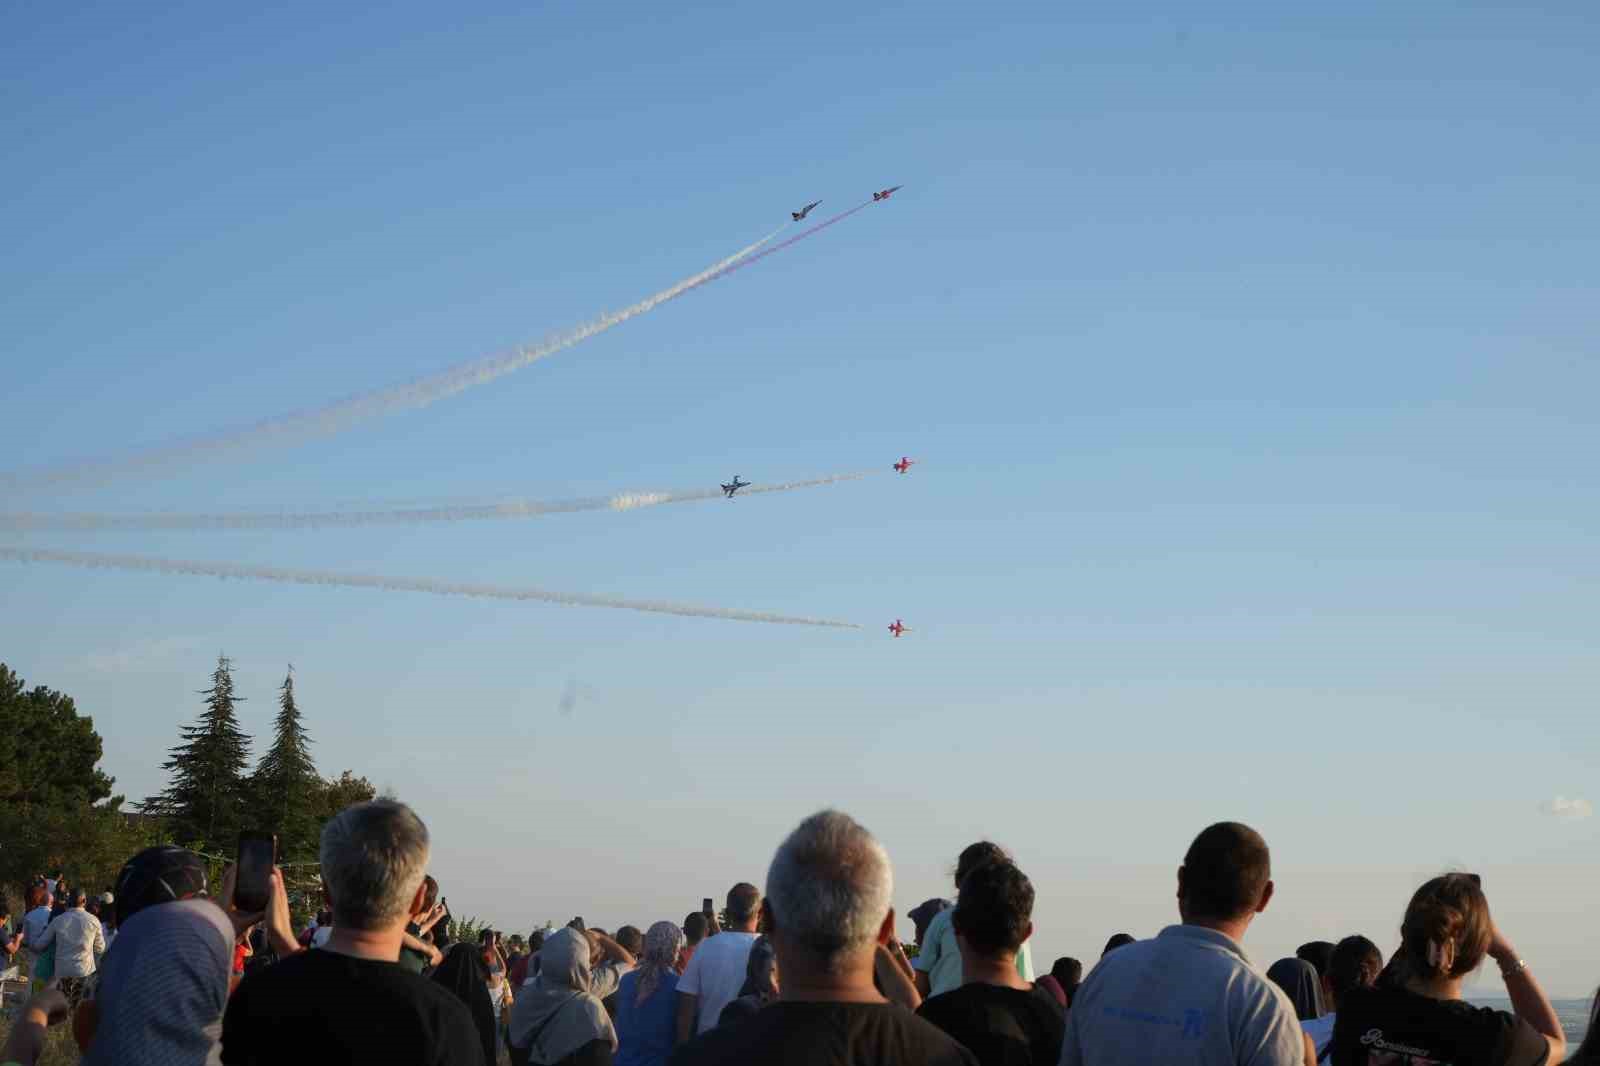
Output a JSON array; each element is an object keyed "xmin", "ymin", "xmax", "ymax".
[
  {"xmin": 247, "ymin": 666, "xmax": 322, "ymax": 861},
  {"xmin": 143, "ymin": 654, "xmax": 252, "ymax": 850}
]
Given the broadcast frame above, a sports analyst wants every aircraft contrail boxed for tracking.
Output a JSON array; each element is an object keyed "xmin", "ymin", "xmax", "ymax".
[
  {"xmin": 0, "ymin": 545, "xmax": 863, "ymax": 629},
  {"xmin": 0, "ymin": 470, "xmax": 879, "ymax": 532},
  {"xmin": 3, "ymin": 205, "xmax": 879, "ymax": 492}
]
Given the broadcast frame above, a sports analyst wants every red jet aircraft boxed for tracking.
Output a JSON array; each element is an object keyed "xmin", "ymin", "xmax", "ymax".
[
  {"xmin": 888, "ymin": 619, "xmax": 911, "ymax": 638},
  {"xmin": 873, "ymin": 185, "xmax": 903, "ymax": 202},
  {"xmin": 893, "ymin": 456, "xmax": 916, "ymax": 474}
]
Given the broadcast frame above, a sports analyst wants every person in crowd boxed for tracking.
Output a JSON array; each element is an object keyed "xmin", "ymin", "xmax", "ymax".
[
  {"xmin": 1328, "ymin": 873, "xmax": 1565, "ymax": 1065},
  {"xmin": 433, "ymin": 942, "xmax": 499, "ymax": 1066},
  {"xmin": 399, "ymin": 875, "xmax": 448, "ymax": 973},
  {"xmin": 30, "ymin": 888, "xmax": 105, "ymax": 1005},
  {"xmin": 1297, "ymin": 941, "xmax": 1335, "ymax": 980},
  {"xmin": 916, "ymin": 842, "xmax": 1036, "ymax": 1000},
  {"xmin": 908, "ymin": 898, "xmax": 952, "ymax": 950},
  {"xmin": 669, "ymin": 809, "xmax": 978, "ymax": 1066},
  {"xmin": 19, "ymin": 884, "xmax": 52, "ymax": 987},
  {"xmin": 678, "ymin": 913, "xmax": 708, "ymax": 973},
  {"xmin": 1060, "ymin": 821, "xmax": 1308, "ymax": 1066},
  {"xmin": 676, "ymin": 883, "xmax": 763, "ymax": 1039},
  {"xmin": 616, "ymin": 926, "xmax": 644, "ymax": 959},
  {"xmin": 1568, "ymin": 986, "xmax": 1600, "ymax": 1066},
  {"xmin": 1100, "ymin": 933, "xmax": 1136, "ymax": 957},
  {"xmin": 917, "ymin": 860, "xmax": 1064, "ymax": 1066},
  {"xmin": 1050, "ymin": 958, "xmax": 1082, "ymax": 1007},
  {"xmin": 715, "ymin": 934, "xmax": 779, "ymax": 1027},
  {"xmin": 1267, "ymin": 958, "xmax": 1326, "ymax": 1021},
  {"xmin": 1301, "ymin": 935, "xmax": 1380, "ymax": 1061},
  {"xmin": 510, "ymin": 925, "xmax": 619, "ymax": 1066},
  {"xmin": 221, "ymin": 799, "xmax": 486, "ymax": 1065},
  {"xmin": 615, "ymin": 921, "xmax": 687, "ymax": 1066},
  {"xmin": 48, "ymin": 878, "xmax": 69, "ymax": 921},
  {"xmin": 511, "ymin": 929, "xmax": 546, "ymax": 988},
  {"xmin": 484, "ymin": 928, "xmax": 512, "ymax": 1016},
  {"xmin": 1, "ymin": 906, "xmax": 21, "ymax": 974},
  {"xmin": 79, "ymin": 898, "xmax": 237, "ymax": 1066}
]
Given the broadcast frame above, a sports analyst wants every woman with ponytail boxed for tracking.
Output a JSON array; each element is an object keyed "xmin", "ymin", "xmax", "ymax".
[{"xmin": 1328, "ymin": 874, "xmax": 1565, "ymax": 1065}]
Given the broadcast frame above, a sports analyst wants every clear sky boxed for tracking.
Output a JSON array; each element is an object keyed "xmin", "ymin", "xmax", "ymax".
[{"xmin": 3, "ymin": 1, "xmax": 1596, "ymax": 993}]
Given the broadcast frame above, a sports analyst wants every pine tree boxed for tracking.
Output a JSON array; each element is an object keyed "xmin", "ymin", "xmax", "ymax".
[
  {"xmin": 248, "ymin": 666, "xmax": 322, "ymax": 861},
  {"xmin": 143, "ymin": 654, "xmax": 252, "ymax": 850}
]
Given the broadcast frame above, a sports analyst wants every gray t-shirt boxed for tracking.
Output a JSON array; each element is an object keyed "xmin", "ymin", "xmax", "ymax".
[{"xmin": 1059, "ymin": 924, "xmax": 1305, "ymax": 1066}]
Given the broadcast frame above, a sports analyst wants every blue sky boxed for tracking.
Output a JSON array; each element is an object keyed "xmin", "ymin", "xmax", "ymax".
[{"xmin": 3, "ymin": 1, "xmax": 1597, "ymax": 991}]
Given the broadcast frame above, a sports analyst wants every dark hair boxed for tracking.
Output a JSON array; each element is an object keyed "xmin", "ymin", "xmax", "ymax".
[
  {"xmin": 1400, "ymin": 874, "xmax": 1491, "ymax": 979},
  {"xmin": 683, "ymin": 912, "xmax": 708, "ymax": 943},
  {"xmin": 421, "ymin": 875, "xmax": 439, "ymax": 911},
  {"xmin": 72, "ymin": 888, "xmax": 88, "ymax": 906},
  {"xmin": 1327, "ymin": 935, "xmax": 1382, "ymax": 1001},
  {"xmin": 954, "ymin": 841, "xmax": 1009, "ymax": 890},
  {"xmin": 727, "ymin": 883, "xmax": 762, "ymax": 923},
  {"xmin": 615, "ymin": 925, "xmax": 643, "ymax": 956},
  {"xmin": 1569, "ymin": 985, "xmax": 1600, "ymax": 1065},
  {"xmin": 952, "ymin": 861, "xmax": 1034, "ymax": 957},
  {"xmin": 1102, "ymin": 933, "xmax": 1136, "ymax": 956},
  {"xmin": 1051, "ymin": 956, "xmax": 1083, "ymax": 994},
  {"xmin": 1296, "ymin": 940, "xmax": 1335, "ymax": 977},
  {"xmin": 1180, "ymin": 822, "xmax": 1271, "ymax": 920}
]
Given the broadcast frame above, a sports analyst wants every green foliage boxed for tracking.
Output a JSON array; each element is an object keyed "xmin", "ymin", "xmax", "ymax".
[
  {"xmin": 0, "ymin": 663, "xmax": 152, "ymax": 899},
  {"xmin": 449, "ymin": 913, "xmax": 487, "ymax": 946},
  {"xmin": 246, "ymin": 668, "xmax": 322, "ymax": 862},
  {"xmin": 0, "ymin": 664, "xmax": 115, "ymax": 809},
  {"xmin": 141, "ymin": 655, "xmax": 252, "ymax": 851},
  {"xmin": 316, "ymin": 770, "xmax": 377, "ymax": 818}
]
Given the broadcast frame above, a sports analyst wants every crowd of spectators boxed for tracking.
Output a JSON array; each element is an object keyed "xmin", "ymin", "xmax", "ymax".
[{"xmin": 0, "ymin": 803, "xmax": 1592, "ymax": 1066}]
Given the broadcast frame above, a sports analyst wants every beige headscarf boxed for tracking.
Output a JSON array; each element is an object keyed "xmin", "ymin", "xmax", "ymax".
[{"xmin": 508, "ymin": 927, "xmax": 617, "ymax": 1063}]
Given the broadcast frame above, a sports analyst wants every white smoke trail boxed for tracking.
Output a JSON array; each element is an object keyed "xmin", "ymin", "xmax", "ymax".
[
  {"xmin": 0, "ymin": 471, "xmax": 878, "ymax": 532},
  {"xmin": 0, "ymin": 545, "xmax": 862, "ymax": 629},
  {"xmin": 2, "ymin": 224, "xmax": 790, "ymax": 492}
]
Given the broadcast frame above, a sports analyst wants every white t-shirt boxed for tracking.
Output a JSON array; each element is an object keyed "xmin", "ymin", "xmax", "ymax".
[{"xmin": 677, "ymin": 930, "xmax": 759, "ymax": 1033}]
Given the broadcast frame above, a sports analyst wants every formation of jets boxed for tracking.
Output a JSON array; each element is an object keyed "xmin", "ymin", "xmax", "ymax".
[{"xmin": 721, "ymin": 454, "xmax": 915, "ymax": 637}]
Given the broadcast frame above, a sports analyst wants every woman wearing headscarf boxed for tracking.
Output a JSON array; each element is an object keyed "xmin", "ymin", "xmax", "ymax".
[
  {"xmin": 1266, "ymin": 957, "xmax": 1326, "ymax": 1021},
  {"xmin": 80, "ymin": 899, "xmax": 234, "ymax": 1066},
  {"xmin": 613, "ymin": 921, "xmax": 684, "ymax": 1066},
  {"xmin": 715, "ymin": 935, "xmax": 779, "ymax": 1028},
  {"xmin": 508, "ymin": 926, "xmax": 618, "ymax": 1066},
  {"xmin": 432, "ymin": 942, "xmax": 498, "ymax": 1066}
]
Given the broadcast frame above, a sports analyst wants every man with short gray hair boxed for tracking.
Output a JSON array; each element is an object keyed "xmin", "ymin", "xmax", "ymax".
[
  {"xmin": 222, "ymin": 800, "xmax": 484, "ymax": 1065},
  {"xmin": 670, "ymin": 810, "xmax": 975, "ymax": 1066}
]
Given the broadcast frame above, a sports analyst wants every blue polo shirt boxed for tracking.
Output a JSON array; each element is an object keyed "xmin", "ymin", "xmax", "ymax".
[{"xmin": 1059, "ymin": 924, "xmax": 1304, "ymax": 1066}]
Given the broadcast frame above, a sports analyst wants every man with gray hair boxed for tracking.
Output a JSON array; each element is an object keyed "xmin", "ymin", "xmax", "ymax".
[
  {"xmin": 222, "ymin": 800, "xmax": 485, "ymax": 1065},
  {"xmin": 670, "ymin": 810, "xmax": 975, "ymax": 1066}
]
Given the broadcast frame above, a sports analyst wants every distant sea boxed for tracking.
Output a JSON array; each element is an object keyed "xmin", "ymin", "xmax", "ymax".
[{"xmin": 1470, "ymin": 997, "xmax": 1590, "ymax": 1046}]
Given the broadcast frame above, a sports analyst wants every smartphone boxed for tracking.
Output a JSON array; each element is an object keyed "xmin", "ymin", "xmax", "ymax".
[
  {"xmin": 235, "ymin": 831, "xmax": 277, "ymax": 913},
  {"xmin": 702, "ymin": 897, "xmax": 714, "ymax": 917}
]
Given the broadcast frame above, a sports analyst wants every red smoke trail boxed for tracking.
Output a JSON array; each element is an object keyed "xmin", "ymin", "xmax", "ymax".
[{"xmin": 680, "ymin": 201, "xmax": 875, "ymax": 294}]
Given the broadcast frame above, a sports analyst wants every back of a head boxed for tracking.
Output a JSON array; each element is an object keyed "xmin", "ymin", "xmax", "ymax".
[
  {"xmin": 72, "ymin": 888, "xmax": 89, "ymax": 908},
  {"xmin": 1399, "ymin": 874, "xmax": 1491, "ymax": 980},
  {"xmin": 1102, "ymin": 933, "xmax": 1136, "ymax": 956},
  {"xmin": 952, "ymin": 861, "xmax": 1034, "ymax": 958},
  {"xmin": 113, "ymin": 846, "xmax": 208, "ymax": 928},
  {"xmin": 1180, "ymin": 821, "xmax": 1271, "ymax": 921},
  {"xmin": 726, "ymin": 882, "xmax": 762, "ymax": 927},
  {"xmin": 1327, "ymin": 935, "xmax": 1382, "ymax": 1001},
  {"xmin": 1051, "ymin": 956, "xmax": 1083, "ymax": 991},
  {"xmin": 529, "ymin": 929, "xmax": 547, "ymax": 954},
  {"xmin": 683, "ymin": 912, "xmax": 708, "ymax": 944},
  {"xmin": 1266, "ymin": 957, "xmax": 1325, "ymax": 1021},
  {"xmin": 615, "ymin": 924, "xmax": 644, "ymax": 956},
  {"xmin": 1297, "ymin": 940, "xmax": 1335, "ymax": 977},
  {"xmin": 766, "ymin": 809, "xmax": 893, "ymax": 972},
  {"xmin": 954, "ymin": 841, "xmax": 1009, "ymax": 891},
  {"xmin": 319, "ymin": 799, "xmax": 430, "ymax": 931}
]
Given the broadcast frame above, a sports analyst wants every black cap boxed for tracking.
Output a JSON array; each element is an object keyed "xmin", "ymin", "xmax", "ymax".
[{"xmin": 113, "ymin": 846, "xmax": 208, "ymax": 927}]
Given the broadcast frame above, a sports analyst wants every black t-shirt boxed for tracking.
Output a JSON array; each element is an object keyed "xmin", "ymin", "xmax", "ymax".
[
  {"xmin": 669, "ymin": 1000, "xmax": 978, "ymax": 1066},
  {"xmin": 917, "ymin": 983, "xmax": 1066, "ymax": 1066},
  {"xmin": 1330, "ymin": 986, "xmax": 1550, "ymax": 1066},
  {"xmin": 221, "ymin": 947, "xmax": 486, "ymax": 1066}
]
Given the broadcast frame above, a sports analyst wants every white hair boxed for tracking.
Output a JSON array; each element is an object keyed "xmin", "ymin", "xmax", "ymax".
[
  {"xmin": 319, "ymin": 799, "xmax": 430, "ymax": 931},
  {"xmin": 765, "ymin": 810, "xmax": 893, "ymax": 971}
]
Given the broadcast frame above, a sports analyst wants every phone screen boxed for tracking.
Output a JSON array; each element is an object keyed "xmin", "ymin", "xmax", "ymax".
[
  {"xmin": 702, "ymin": 897, "xmax": 714, "ymax": 916},
  {"xmin": 235, "ymin": 832, "xmax": 277, "ymax": 913}
]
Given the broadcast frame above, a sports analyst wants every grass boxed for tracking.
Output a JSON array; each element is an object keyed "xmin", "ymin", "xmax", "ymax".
[{"xmin": 0, "ymin": 1017, "xmax": 80, "ymax": 1066}]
